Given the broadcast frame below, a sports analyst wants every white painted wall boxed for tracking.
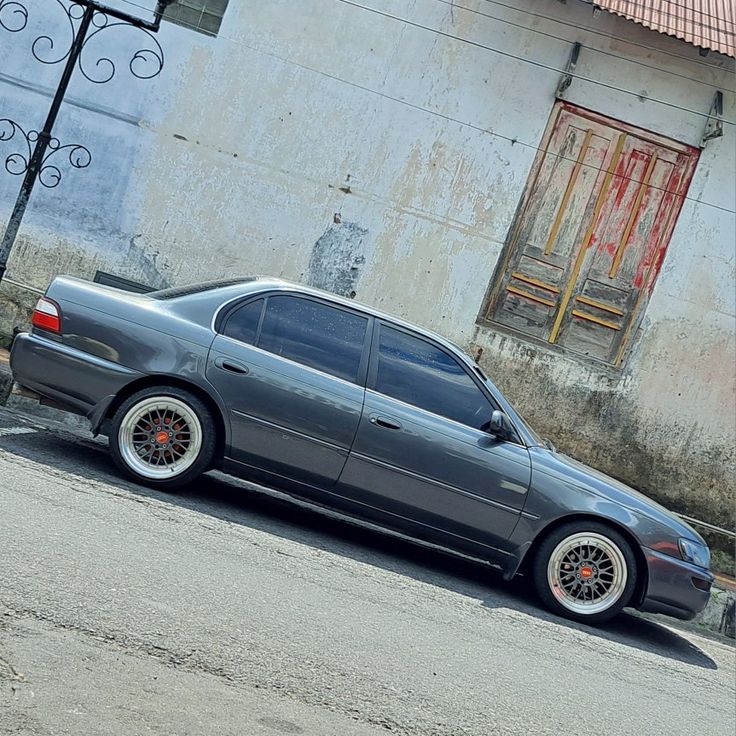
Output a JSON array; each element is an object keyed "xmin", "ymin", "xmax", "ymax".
[{"xmin": 0, "ymin": 0, "xmax": 734, "ymax": 526}]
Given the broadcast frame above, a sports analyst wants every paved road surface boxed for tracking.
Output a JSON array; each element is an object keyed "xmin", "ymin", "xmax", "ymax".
[{"xmin": 0, "ymin": 407, "xmax": 733, "ymax": 736}]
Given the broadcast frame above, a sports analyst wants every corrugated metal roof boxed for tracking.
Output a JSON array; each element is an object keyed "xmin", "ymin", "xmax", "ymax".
[{"xmin": 592, "ymin": 1, "xmax": 735, "ymax": 58}]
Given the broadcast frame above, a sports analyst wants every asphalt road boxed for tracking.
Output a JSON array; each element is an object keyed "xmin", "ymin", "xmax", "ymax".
[{"xmin": 0, "ymin": 406, "xmax": 733, "ymax": 736}]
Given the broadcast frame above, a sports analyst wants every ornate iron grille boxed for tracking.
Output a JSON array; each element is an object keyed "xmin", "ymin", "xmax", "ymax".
[{"xmin": 0, "ymin": 0, "xmax": 173, "ymax": 283}]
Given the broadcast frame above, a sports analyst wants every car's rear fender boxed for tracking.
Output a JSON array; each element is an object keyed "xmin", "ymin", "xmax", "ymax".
[{"xmin": 94, "ymin": 373, "xmax": 231, "ymax": 466}]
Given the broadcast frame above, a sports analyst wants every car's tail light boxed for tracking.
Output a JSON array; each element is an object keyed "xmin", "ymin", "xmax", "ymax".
[{"xmin": 31, "ymin": 297, "xmax": 62, "ymax": 334}]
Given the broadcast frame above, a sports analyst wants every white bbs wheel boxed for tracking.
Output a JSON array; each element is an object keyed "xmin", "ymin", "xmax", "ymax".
[
  {"xmin": 118, "ymin": 396, "xmax": 203, "ymax": 480},
  {"xmin": 547, "ymin": 533, "xmax": 628, "ymax": 616},
  {"xmin": 533, "ymin": 522, "xmax": 638, "ymax": 624}
]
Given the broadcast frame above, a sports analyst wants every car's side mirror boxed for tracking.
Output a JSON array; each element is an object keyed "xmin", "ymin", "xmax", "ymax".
[{"xmin": 489, "ymin": 410, "xmax": 514, "ymax": 441}]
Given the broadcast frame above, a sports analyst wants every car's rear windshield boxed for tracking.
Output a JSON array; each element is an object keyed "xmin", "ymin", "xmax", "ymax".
[{"xmin": 149, "ymin": 278, "xmax": 258, "ymax": 300}]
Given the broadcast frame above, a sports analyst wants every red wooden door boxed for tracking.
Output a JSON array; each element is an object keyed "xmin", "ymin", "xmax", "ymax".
[{"xmin": 486, "ymin": 103, "xmax": 699, "ymax": 366}]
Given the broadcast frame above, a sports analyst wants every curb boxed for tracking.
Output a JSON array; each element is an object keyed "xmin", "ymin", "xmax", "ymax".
[
  {"xmin": 0, "ymin": 364, "xmax": 12, "ymax": 406},
  {"xmin": 1, "ymin": 384, "xmax": 89, "ymax": 430},
  {"xmin": 693, "ymin": 584, "xmax": 736, "ymax": 639}
]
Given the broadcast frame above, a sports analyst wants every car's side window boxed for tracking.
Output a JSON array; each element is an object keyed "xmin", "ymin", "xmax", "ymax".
[
  {"xmin": 222, "ymin": 298, "xmax": 264, "ymax": 345},
  {"xmin": 257, "ymin": 295, "xmax": 368, "ymax": 382},
  {"xmin": 375, "ymin": 325, "xmax": 493, "ymax": 430}
]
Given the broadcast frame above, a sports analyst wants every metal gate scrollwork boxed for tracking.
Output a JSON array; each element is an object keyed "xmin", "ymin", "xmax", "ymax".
[{"xmin": 0, "ymin": 0, "xmax": 173, "ymax": 282}]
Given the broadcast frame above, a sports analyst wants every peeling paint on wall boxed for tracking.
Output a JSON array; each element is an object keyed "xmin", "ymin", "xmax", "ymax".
[
  {"xmin": 306, "ymin": 221, "xmax": 368, "ymax": 298},
  {"xmin": 124, "ymin": 235, "xmax": 171, "ymax": 290}
]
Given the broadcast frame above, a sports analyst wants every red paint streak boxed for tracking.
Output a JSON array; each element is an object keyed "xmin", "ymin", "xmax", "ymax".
[
  {"xmin": 596, "ymin": 153, "xmax": 639, "ymax": 257},
  {"xmin": 634, "ymin": 185, "xmax": 676, "ymax": 289},
  {"xmin": 645, "ymin": 244, "xmax": 669, "ymax": 291},
  {"xmin": 612, "ymin": 152, "xmax": 640, "ymax": 209},
  {"xmin": 634, "ymin": 164, "xmax": 687, "ymax": 291}
]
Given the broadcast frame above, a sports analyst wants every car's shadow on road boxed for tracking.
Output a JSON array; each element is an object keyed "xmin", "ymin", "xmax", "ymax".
[{"xmin": 2, "ymin": 422, "xmax": 720, "ymax": 671}]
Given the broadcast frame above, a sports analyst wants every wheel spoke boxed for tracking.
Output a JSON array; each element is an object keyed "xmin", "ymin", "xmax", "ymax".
[
  {"xmin": 549, "ymin": 534, "xmax": 627, "ymax": 614},
  {"xmin": 132, "ymin": 409, "xmax": 193, "ymax": 468},
  {"xmin": 120, "ymin": 396, "xmax": 204, "ymax": 479}
]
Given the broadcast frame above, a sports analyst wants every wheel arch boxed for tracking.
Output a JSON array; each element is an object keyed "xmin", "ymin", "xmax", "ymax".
[
  {"xmin": 521, "ymin": 513, "xmax": 649, "ymax": 608},
  {"xmin": 101, "ymin": 374, "xmax": 228, "ymax": 466}
]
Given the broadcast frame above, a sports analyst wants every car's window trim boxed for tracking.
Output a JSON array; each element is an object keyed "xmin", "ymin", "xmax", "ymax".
[
  {"xmin": 220, "ymin": 297, "xmax": 266, "ymax": 346},
  {"xmin": 216, "ymin": 291, "xmax": 527, "ymax": 442},
  {"xmin": 369, "ymin": 318, "xmax": 493, "ymax": 400},
  {"xmin": 368, "ymin": 320, "xmax": 524, "ymax": 443},
  {"xmin": 215, "ymin": 294, "xmax": 263, "ymax": 334},
  {"xmin": 216, "ymin": 289, "xmax": 371, "ymax": 334},
  {"xmin": 219, "ymin": 291, "xmax": 373, "ymax": 387}
]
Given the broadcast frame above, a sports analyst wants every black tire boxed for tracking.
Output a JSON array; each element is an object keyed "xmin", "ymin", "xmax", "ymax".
[
  {"xmin": 532, "ymin": 521, "xmax": 638, "ymax": 625},
  {"xmin": 109, "ymin": 386, "xmax": 217, "ymax": 491}
]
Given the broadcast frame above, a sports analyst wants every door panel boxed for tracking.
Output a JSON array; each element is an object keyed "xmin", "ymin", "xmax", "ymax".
[
  {"xmin": 554, "ymin": 141, "xmax": 689, "ymax": 363},
  {"xmin": 337, "ymin": 323, "xmax": 531, "ymax": 550},
  {"xmin": 339, "ymin": 391, "xmax": 531, "ymax": 548},
  {"xmin": 206, "ymin": 294, "xmax": 370, "ymax": 489},
  {"xmin": 207, "ymin": 336, "xmax": 365, "ymax": 488}
]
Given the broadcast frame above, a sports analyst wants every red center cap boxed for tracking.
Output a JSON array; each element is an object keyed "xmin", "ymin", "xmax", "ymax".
[
  {"xmin": 155, "ymin": 431, "xmax": 169, "ymax": 444},
  {"xmin": 580, "ymin": 567, "xmax": 593, "ymax": 579}
]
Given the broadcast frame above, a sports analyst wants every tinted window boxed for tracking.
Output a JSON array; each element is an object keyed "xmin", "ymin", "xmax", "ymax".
[
  {"xmin": 223, "ymin": 299, "xmax": 264, "ymax": 344},
  {"xmin": 375, "ymin": 326, "xmax": 492, "ymax": 429},
  {"xmin": 258, "ymin": 296, "xmax": 368, "ymax": 382}
]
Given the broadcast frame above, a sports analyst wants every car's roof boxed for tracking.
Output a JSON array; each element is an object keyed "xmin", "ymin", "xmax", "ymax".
[{"xmin": 190, "ymin": 276, "xmax": 472, "ymax": 361}]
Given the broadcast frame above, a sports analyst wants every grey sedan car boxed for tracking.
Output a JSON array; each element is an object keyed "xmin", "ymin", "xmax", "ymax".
[{"xmin": 10, "ymin": 276, "xmax": 713, "ymax": 624}]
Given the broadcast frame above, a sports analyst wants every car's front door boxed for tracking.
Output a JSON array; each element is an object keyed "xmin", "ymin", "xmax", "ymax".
[
  {"xmin": 206, "ymin": 293, "xmax": 371, "ymax": 489},
  {"xmin": 337, "ymin": 323, "xmax": 531, "ymax": 551}
]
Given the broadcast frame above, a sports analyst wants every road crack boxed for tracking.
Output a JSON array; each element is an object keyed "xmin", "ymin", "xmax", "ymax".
[{"xmin": 0, "ymin": 608, "xmax": 466, "ymax": 736}]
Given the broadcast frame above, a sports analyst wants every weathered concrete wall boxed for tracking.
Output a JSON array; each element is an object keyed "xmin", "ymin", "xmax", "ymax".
[{"xmin": 0, "ymin": 0, "xmax": 734, "ymax": 528}]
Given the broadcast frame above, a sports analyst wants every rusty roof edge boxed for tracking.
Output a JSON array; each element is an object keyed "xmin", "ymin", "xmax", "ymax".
[{"xmin": 580, "ymin": 0, "xmax": 736, "ymax": 59}]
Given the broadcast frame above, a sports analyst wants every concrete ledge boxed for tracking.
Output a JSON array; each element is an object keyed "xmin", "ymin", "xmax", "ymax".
[
  {"xmin": 4, "ymin": 390, "xmax": 90, "ymax": 431},
  {"xmin": 693, "ymin": 583, "xmax": 736, "ymax": 639},
  {"xmin": 0, "ymin": 349, "xmax": 12, "ymax": 406}
]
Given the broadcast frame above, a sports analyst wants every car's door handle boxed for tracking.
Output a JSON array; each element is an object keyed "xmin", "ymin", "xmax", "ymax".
[
  {"xmin": 215, "ymin": 357, "xmax": 249, "ymax": 375},
  {"xmin": 369, "ymin": 415, "xmax": 402, "ymax": 430}
]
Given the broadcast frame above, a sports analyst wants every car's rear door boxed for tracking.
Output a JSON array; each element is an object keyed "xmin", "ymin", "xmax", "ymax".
[
  {"xmin": 206, "ymin": 293, "xmax": 371, "ymax": 489},
  {"xmin": 337, "ymin": 322, "xmax": 531, "ymax": 550}
]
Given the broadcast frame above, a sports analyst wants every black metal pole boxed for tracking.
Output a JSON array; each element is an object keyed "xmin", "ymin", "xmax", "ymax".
[{"xmin": 0, "ymin": 4, "xmax": 94, "ymax": 284}]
